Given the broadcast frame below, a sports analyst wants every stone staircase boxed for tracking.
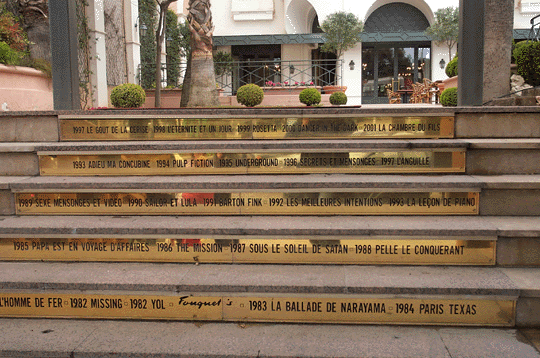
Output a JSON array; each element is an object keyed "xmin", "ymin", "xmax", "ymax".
[{"xmin": 0, "ymin": 106, "xmax": 540, "ymax": 357}]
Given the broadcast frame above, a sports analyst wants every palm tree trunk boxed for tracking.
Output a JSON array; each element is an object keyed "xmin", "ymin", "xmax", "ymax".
[
  {"xmin": 181, "ymin": 0, "xmax": 219, "ymax": 107},
  {"xmin": 18, "ymin": 0, "xmax": 51, "ymax": 62}
]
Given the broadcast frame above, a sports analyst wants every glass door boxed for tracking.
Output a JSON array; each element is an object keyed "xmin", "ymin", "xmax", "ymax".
[{"xmin": 361, "ymin": 44, "xmax": 431, "ymax": 104}]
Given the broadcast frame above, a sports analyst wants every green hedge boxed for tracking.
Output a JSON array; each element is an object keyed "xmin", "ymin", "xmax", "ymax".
[
  {"xmin": 514, "ymin": 41, "xmax": 540, "ymax": 86},
  {"xmin": 0, "ymin": 41, "xmax": 21, "ymax": 65},
  {"xmin": 110, "ymin": 83, "xmax": 146, "ymax": 108}
]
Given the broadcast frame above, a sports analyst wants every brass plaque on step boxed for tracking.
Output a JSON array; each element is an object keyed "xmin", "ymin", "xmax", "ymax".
[
  {"xmin": 0, "ymin": 293, "xmax": 222, "ymax": 321},
  {"xmin": 39, "ymin": 150, "xmax": 466, "ymax": 176},
  {"xmin": 223, "ymin": 296, "xmax": 515, "ymax": 326},
  {"xmin": 15, "ymin": 192, "xmax": 479, "ymax": 215},
  {"xmin": 59, "ymin": 116, "xmax": 454, "ymax": 141},
  {"xmin": 0, "ymin": 237, "xmax": 496, "ymax": 265},
  {"xmin": 0, "ymin": 293, "xmax": 514, "ymax": 326}
]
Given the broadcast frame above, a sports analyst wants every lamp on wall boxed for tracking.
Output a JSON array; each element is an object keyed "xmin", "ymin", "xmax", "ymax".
[
  {"xmin": 349, "ymin": 60, "xmax": 355, "ymax": 70},
  {"xmin": 289, "ymin": 64, "xmax": 295, "ymax": 74},
  {"xmin": 135, "ymin": 17, "xmax": 148, "ymax": 38},
  {"xmin": 439, "ymin": 58, "xmax": 446, "ymax": 69}
]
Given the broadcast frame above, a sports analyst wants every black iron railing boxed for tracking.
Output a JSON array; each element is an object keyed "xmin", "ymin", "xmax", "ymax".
[
  {"xmin": 137, "ymin": 59, "xmax": 343, "ymax": 94},
  {"xmin": 529, "ymin": 14, "xmax": 540, "ymax": 41},
  {"xmin": 216, "ymin": 59, "xmax": 343, "ymax": 94}
]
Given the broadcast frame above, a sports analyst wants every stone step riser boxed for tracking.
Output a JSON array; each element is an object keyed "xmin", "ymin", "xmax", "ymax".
[
  {"xmin": 1, "ymin": 109, "xmax": 540, "ymax": 142},
  {"xmin": 0, "ymin": 236, "xmax": 497, "ymax": 266},
  {"xmin": 1, "ymin": 188, "xmax": 538, "ymax": 216},
  {"xmin": 0, "ymin": 262, "xmax": 529, "ymax": 326},
  {"xmin": 0, "ymin": 291, "xmax": 516, "ymax": 327},
  {"xmin": 1, "ymin": 235, "xmax": 539, "ymax": 266},
  {"xmin": 3, "ymin": 145, "xmax": 540, "ymax": 176}
]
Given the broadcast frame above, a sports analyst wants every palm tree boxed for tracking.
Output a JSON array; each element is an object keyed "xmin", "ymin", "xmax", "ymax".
[
  {"xmin": 180, "ymin": 0, "xmax": 219, "ymax": 107},
  {"xmin": 18, "ymin": 0, "xmax": 50, "ymax": 62}
]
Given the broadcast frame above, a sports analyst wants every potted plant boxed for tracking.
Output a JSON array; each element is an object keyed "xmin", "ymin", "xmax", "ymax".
[
  {"xmin": 319, "ymin": 11, "xmax": 363, "ymax": 94},
  {"xmin": 214, "ymin": 51, "xmax": 234, "ymax": 96},
  {"xmin": 0, "ymin": 5, "xmax": 53, "ymax": 111},
  {"xmin": 426, "ymin": 6, "xmax": 458, "ymax": 92},
  {"xmin": 214, "ymin": 51, "xmax": 234, "ymax": 78}
]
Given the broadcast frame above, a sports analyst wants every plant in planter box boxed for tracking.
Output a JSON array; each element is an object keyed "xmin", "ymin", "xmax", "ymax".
[{"xmin": 320, "ymin": 12, "xmax": 363, "ymax": 91}]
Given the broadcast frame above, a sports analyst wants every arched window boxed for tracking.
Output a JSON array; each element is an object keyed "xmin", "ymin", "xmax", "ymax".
[
  {"xmin": 362, "ymin": 3, "xmax": 432, "ymax": 104},
  {"xmin": 364, "ymin": 2, "xmax": 430, "ymax": 32}
]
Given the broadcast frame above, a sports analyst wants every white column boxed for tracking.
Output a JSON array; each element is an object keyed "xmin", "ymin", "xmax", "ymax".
[
  {"xmin": 124, "ymin": 0, "xmax": 140, "ymax": 84},
  {"xmin": 342, "ymin": 43, "xmax": 362, "ymax": 105},
  {"xmin": 87, "ymin": 0, "xmax": 109, "ymax": 107}
]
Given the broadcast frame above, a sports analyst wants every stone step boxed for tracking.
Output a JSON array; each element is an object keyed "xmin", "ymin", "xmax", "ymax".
[
  {"xmin": 455, "ymin": 107, "xmax": 540, "ymax": 138},
  {"xmin": 3, "ymin": 138, "xmax": 540, "ymax": 176},
  {"xmin": 1, "ymin": 320, "xmax": 539, "ymax": 358},
  {"xmin": 487, "ymin": 96, "xmax": 540, "ymax": 106},
  {"xmin": 1, "ymin": 174, "xmax": 539, "ymax": 216},
  {"xmin": 1, "ymin": 139, "xmax": 467, "ymax": 176},
  {"xmin": 0, "ymin": 215, "xmax": 538, "ymax": 266},
  {"xmin": 0, "ymin": 262, "xmax": 534, "ymax": 327},
  {"xmin": 1, "ymin": 107, "xmax": 540, "ymax": 142}
]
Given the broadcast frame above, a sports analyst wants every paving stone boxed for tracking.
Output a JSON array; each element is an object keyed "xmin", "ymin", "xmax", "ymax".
[
  {"xmin": 440, "ymin": 328, "xmax": 540, "ymax": 358},
  {"xmin": 0, "ymin": 319, "xmax": 538, "ymax": 357}
]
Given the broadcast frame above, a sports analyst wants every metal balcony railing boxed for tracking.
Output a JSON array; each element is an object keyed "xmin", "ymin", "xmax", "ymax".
[
  {"xmin": 216, "ymin": 59, "xmax": 343, "ymax": 94},
  {"xmin": 137, "ymin": 59, "xmax": 343, "ymax": 94},
  {"xmin": 529, "ymin": 14, "xmax": 540, "ymax": 42}
]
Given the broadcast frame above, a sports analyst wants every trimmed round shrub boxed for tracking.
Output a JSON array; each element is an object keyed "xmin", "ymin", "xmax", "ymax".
[
  {"xmin": 236, "ymin": 84, "xmax": 264, "ymax": 107},
  {"xmin": 110, "ymin": 83, "xmax": 146, "ymax": 108},
  {"xmin": 440, "ymin": 87, "xmax": 458, "ymax": 107},
  {"xmin": 514, "ymin": 41, "xmax": 540, "ymax": 86},
  {"xmin": 445, "ymin": 56, "xmax": 458, "ymax": 78},
  {"xmin": 329, "ymin": 91, "xmax": 347, "ymax": 105},
  {"xmin": 299, "ymin": 88, "xmax": 321, "ymax": 106}
]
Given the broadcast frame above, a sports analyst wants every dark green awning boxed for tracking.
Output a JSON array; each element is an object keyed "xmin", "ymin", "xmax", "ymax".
[{"xmin": 214, "ymin": 30, "xmax": 531, "ymax": 47}]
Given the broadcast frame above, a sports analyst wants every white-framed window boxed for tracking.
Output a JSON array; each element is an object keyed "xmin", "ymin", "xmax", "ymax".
[
  {"xmin": 521, "ymin": 0, "xmax": 540, "ymax": 13},
  {"xmin": 231, "ymin": 0, "xmax": 274, "ymax": 21}
]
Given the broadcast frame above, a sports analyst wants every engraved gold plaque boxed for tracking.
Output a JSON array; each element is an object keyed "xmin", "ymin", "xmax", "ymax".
[
  {"xmin": 0, "ymin": 293, "xmax": 515, "ymax": 326},
  {"xmin": 0, "ymin": 293, "xmax": 222, "ymax": 320},
  {"xmin": 39, "ymin": 150, "xmax": 466, "ymax": 176},
  {"xmin": 223, "ymin": 296, "xmax": 515, "ymax": 326},
  {"xmin": 59, "ymin": 116, "xmax": 455, "ymax": 141},
  {"xmin": 0, "ymin": 238, "xmax": 496, "ymax": 265},
  {"xmin": 15, "ymin": 192, "xmax": 480, "ymax": 215}
]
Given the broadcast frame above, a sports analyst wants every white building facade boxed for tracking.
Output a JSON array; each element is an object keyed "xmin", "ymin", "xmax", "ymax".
[{"xmin": 87, "ymin": 0, "xmax": 538, "ymax": 106}]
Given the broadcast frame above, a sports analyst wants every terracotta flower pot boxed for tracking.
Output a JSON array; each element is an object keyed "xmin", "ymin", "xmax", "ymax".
[{"xmin": 323, "ymin": 85, "xmax": 347, "ymax": 94}]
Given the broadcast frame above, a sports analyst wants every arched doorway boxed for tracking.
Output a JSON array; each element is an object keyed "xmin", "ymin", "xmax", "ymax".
[{"xmin": 362, "ymin": 2, "xmax": 432, "ymax": 103}]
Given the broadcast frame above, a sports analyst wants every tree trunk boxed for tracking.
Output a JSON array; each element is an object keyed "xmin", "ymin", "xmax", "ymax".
[
  {"xmin": 181, "ymin": 0, "xmax": 219, "ymax": 107},
  {"xmin": 18, "ymin": 0, "xmax": 50, "ymax": 62},
  {"xmin": 180, "ymin": 55, "xmax": 192, "ymax": 107},
  {"xmin": 154, "ymin": 13, "xmax": 164, "ymax": 108},
  {"xmin": 154, "ymin": 0, "xmax": 177, "ymax": 108}
]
